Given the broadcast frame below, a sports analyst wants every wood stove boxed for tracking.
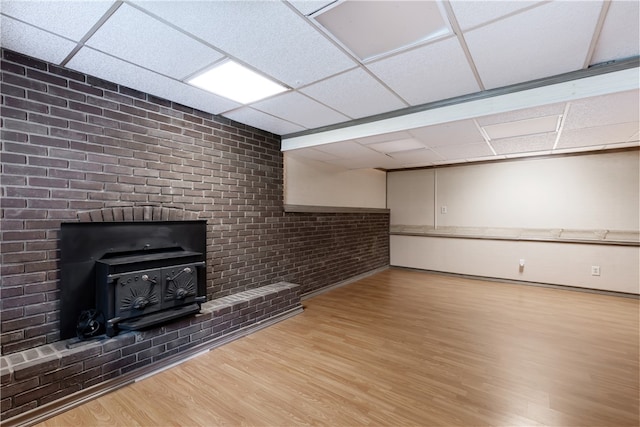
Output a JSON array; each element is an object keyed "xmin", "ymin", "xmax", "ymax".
[
  {"xmin": 95, "ymin": 249, "xmax": 205, "ymax": 337},
  {"xmin": 60, "ymin": 220, "xmax": 207, "ymax": 339}
]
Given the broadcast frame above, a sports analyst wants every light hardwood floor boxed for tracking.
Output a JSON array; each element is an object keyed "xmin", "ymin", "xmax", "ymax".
[{"xmin": 38, "ymin": 269, "xmax": 639, "ymax": 426}]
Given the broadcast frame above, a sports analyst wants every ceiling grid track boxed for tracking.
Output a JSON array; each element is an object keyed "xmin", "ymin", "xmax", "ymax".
[
  {"xmin": 441, "ymin": 0, "xmax": 485, "ymax": 92},
  {"xmin": 553, "ymin": 103, "xmax": 571, "ymax": 150},
  {"xmin": 582, "ymin": 0, "xmax": 613, "ymax": 69},
  {"xmin": 60, "ymin": 1, "xmax": 124, "ymax": 67},
  {"xmin": 282, "ymin": 0, "xmax": 412, "ymax": 108}
]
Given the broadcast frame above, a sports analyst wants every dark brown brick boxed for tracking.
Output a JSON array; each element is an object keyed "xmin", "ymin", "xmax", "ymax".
[
  {"xmin": 69, "ymin": 81, "xmax": 102, "ymax": 97},
  {"xmin": 119, "ymin": 86, "xmax": 145, "ymax": 99},
  {"xmin": 2, "ymin": 73, "xmax": 46, "ymax": 92},
  {"xmin": 28, "ymin": 113, "xmax": 68, "ymax": 128},
  {"xmin": 3, "ymin": 50, "xmax": 47, "ymax": 70},
  {"xmin": 26, "ymin": 69, "xmax": 67, "ymax": 87},
  {"xmin": 49, "ymin": 106, "xmax": 85, "ymax": 122},
  {"xmin": 14, "ymin": 381, "xmax": 61, "ymax": 406},
  {"xmin": 86, "ymin": 75, "xmax": 118, "ymax": 91},
  {"xmin": 1, "ymin": 106, "xmax": 27, "ymax": 120},
  {"xmin": 30, "ymin": 135, "xmax": 69, "ymax": 148},
  {"xmin": 48, "ymin": 64, "xmax": 85, "ymax": 82},
  {"xmin": 1, "ymin": 82, "xmax": 26, "ymax": 97},
  {"xmin": 4, "ymin": 96, "xmax": 48, "ymax": 113},
  {"xmin": 1, "ymin": 59, "xmax": 25, "ymax": 75},
  {"xmin": 69, "ymin": 100, "xmax": 101, "ymax": 115},
  {"xmin": 1, "ymin": 130, "xmax": 28, "ymax": 143}
]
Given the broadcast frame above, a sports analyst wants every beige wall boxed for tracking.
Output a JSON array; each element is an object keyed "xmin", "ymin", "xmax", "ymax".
[
  {"xmin": 435, "ymin": 152, "xmax": 639, "ymax": 229},
  {"xmin": 391, "ymin": 235, "xmax": 640, "ymax": 294},
  {"xmin": 388, "ymin": 150, "xmax": 640, "ymax": 294},
  {"xmin": 284, "ymin": 154, "xmax": 387, "ymax": 208},
  {"xmin": 387, "ymin": 169, "xmax": 435, "ymax": 225}
]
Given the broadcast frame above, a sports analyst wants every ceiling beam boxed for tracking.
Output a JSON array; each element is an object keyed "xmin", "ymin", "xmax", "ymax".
[{"xmin": 282, "ymin": 60, "xmax": 639, "ymax": 151}]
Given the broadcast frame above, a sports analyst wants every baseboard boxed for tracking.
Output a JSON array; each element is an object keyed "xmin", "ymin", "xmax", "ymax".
[
  {"xmin": 1, "ymin": 307, "xmax": 303, "ymax": 427},
  {"xmin": 301, "ymin": 265, "xmax": 390, "ymax": 301},
  {"xmin": 392, "ymin": 266, "xmax": 640, "ymax": 299}
]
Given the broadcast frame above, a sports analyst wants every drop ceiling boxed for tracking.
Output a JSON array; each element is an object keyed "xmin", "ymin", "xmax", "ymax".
[{"xmin": 1, "ymin": 0, "xmax": 638, "ymax": 170}]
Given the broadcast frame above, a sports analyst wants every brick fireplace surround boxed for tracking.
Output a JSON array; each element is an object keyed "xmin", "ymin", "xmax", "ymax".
[{"xmin": 0, "ymin": 49, "xmax": 390, "ymax": 423}]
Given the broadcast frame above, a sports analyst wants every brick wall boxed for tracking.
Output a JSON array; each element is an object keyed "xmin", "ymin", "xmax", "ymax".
[{"xmin": 0, "ymin": 48, "xmax": 390, "ymax": 356}]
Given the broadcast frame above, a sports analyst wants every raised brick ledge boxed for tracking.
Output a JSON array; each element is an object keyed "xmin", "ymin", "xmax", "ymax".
[{"xmin": 0, "ymin": 282, "xmax": 301, "ymax": 422}]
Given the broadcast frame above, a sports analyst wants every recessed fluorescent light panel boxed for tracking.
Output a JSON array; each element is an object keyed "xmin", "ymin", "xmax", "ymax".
[
  {"xmin": 481, "ymin": 115, "xmax": 562, "ymax": 140},
  {"xmin": 313, "ymin": 1, "xmax": 452, "ymax": 61},
  {"xmin": 187, "ymin": 60, "xmax": 288, "ymax": 104}
]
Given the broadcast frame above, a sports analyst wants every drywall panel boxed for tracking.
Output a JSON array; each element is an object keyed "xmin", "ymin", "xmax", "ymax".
[
  {"xmin": 390, "ymin": 235, "xmax": 640, "ymax": 294},
  {"xmin": 284, "ymin": 154, "xmax": 386, "ymax": 208},
  {"xmin": 387, "ymin": 169, "xmax": 435, "ymax": 225},
  {"xmin": 434, "ymin": 151, "xmax": 639, "ymax": 230}
]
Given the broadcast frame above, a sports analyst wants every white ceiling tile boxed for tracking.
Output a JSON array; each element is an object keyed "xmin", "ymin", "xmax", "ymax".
[
  {"xmin": 357, "ymin": 131, "xmax": 414, "ymax": 145},
  {"xmin": 0, "ymin": 16, "xmax": 77, "ymax": 64},
  {"xmin": 300, "ymin": 68, "xmax": 406, "ymax": 119},
  {"xmin": 286, "ymin": 147, "xmax": 340, "ymax": 162},
  {"xmin": 433, "ymin": 142, "xmax": 494, "ymax": 160},
  {"xmin": 66, "ymin": 47, "xmax": 240, "ymax": 115},
  {"xmin": 387, "ymin": 148, "xmax": 443, "ymax": 165},
  {"xmin": 432, "ymin": 158, "xmax": 468, "ymax": 166},
  {"xmin": 465, "ymin": 1, "xmax": 603, "ymax": 89},
  {"xmin": 367, "ymin": 37, "xmax": 481, "ymax": 105},
  {"xmin": 288, "ymin": 1, "xmax": 337, "ymax": 16},
  {"xmin": 476, "ymin": 103, "xmax": 567, "ymax": 126},
  {"xmin": 491, "ymin": 132, "xmax": 556, "ymax": 155},
  {"xmin": 482, "ymin": 115, "xmax": 560, "ymax": 140},
  {"xmin": 325, "ymin": 155, "xmax": 401, "ymax": 170},
  {"xmin": 313, "ymin": 141, "xmax": 401, "ymax": 169},
  {"xmin": 409, "ymin": 119, "xmax": 485, "ymax": 147},
  {"xmin": 132, "ymin": 0, "xmax": 355, "ymax": 88},
  {"xmin": 0, "ymin": 0, "xmax": 116, "ymax": 41},
  {"xmin": 465, "ymin": 154, "xmax": 506, "ymax": 163},
  {"xmin": 85, "ymin": 4, "xmax": 224, "ymax": 80},
  {"xmin": 314, "ymin": 1, "xmax": 451, "ymax": 61},
  {"xmin": 591, "ymin": 0, "xmax": 640, "ymax": 64},
  {"xmin": 557, "ymin": 122, "xmax": 640, "ymax": 149},
  {"xmin": 252, "ymin": 92, "xmax": 349, "ymax": 129},
  {"xmin": 368, "ymin": 138, "xmax": 426, "ymax": 154},
  {"xmin": 450, "ymin": 0, "xmax": 543, "ymax": 31},
  {"xmin": 314, "ymin": 141, "xmax": 378, "ymax": 158},
  {"xmin": 223, "ymin": 107, "xmax": 305, "ymax": 136},
  {"xmin": 563, "ymin": 90, "xmax": 640, "ymax": 130}
]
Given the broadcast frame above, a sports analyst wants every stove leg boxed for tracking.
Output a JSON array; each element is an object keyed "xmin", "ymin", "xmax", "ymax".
[{"xmin": 106, "ymin": 319, "xmax": 119, "ymax": 337}]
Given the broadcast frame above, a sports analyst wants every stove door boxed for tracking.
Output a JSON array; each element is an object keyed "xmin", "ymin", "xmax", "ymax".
[
  {"xmin": 114, "ymin": 268, "xmax": 162, "ymax": 318},
  {"xmin": 161, "ymin": 264, "xmax": 199, "ymax": 310}
]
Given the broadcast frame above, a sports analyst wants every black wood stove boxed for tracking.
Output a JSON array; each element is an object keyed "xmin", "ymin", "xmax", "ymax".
[
  {"xmin": 95, "ymin": 249, "xmax": 205, "ymax": 337},
  {"xmin": 60, "ymin": 221, "xmax": 207, "ymax": 339}
]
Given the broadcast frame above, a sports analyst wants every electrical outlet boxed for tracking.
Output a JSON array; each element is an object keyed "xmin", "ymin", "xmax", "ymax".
[
  {"xmin": 440, "ymin": 206, "xmax": 447, "ymax": 214},
  {"xmin": 591, "ymin": 266, "xmax": 601, "ymax": 276}
]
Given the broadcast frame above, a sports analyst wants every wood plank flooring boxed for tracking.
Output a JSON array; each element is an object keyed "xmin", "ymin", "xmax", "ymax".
[{"xmin": 38, "ymin": 269, "xmax": 639, "ymax": 426}]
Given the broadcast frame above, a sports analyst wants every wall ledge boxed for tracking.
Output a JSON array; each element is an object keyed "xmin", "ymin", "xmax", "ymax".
[
  {"xmin": 390, "ymin": 225, "xmax": 640, "ymax": 246},
  {"xmin": 284, "ymin": 204, "xmax": 389, "ymax": 214}
]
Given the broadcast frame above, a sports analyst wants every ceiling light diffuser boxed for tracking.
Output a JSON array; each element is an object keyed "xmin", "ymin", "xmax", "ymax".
[
  {"xmin": 481, "ymin": 115, "xmax": 562, "ymax": 140},
  {"xmin": 314, "ymin": 1, "xmax": 451, "ymax": 60},
  {"xmin": 187, "ymin": 60, "xmax": 288, "ymax": 104}
]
